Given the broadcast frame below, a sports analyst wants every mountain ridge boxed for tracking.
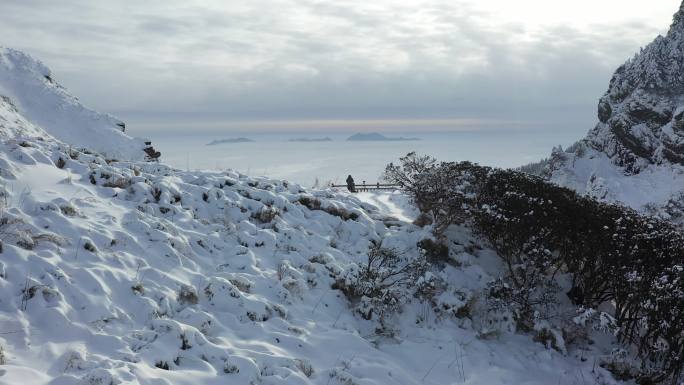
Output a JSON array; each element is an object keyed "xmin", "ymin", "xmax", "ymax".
[{"xmin": 540, "ymin": 2, "xmax": 684, "ymax": 222}]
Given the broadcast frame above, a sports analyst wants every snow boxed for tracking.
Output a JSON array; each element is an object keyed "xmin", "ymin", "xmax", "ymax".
[
  {"xmin": 0, "ymin": 47, "xmax": 148, "ymax": 161},
  {"xmin": 550, "ymin": 148, "xmax": 684, "ymax": 212},
  {"xmin": 354, "ymin": 191, "xmax": 418, "ymax": 222},
  {"xmin": 543, "ymin": 3, "xmax": 684, "ymax": 219},
  {"xmin": 0, "ymin": 48, "xmax": 634, "ymax": 385},
  {"xmin": 0, "ymin": 136, "xmax": 629, "ymax": 385}
]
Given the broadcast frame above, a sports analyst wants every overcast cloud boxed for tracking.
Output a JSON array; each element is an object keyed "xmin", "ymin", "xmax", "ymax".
[{"xmin": 0, "ymin": 0, "xmax": 680, "ymax": 134}]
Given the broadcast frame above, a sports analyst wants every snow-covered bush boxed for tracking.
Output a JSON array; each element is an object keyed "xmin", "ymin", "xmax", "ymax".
[
  {"xmin": 384, "ymin": 152, "xmax": 486, "ymax": 235},
  {"xmin": 388, "ymin": 153, "xmax": 684, "ymax": 383},
  {"xmin": 478, "ymin": 167, "xmax": 684, "ymax": 383},
  {"xmin": 417, "ymin": 238, "xmax": 449, "ymax": 265},
  {"xmin": 336, "ymin": 245, "xmax": 427, "ymax": 325}
]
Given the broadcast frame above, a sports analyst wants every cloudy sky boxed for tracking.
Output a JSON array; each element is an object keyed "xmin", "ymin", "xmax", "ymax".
[{"xmin": 0, "ymin": 0, "xmax": 681, "ymax": 135}]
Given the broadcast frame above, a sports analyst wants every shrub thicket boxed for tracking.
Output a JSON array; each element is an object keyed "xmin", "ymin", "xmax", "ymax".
[{"xmin": 385, "ymin": 152, "xmax": 684, "ymax": 383}]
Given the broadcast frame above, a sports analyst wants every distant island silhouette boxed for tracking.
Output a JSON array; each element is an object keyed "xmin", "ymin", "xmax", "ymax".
[
  {"xmin": 288, "ymin": 137, "xmax": 333, "ymax": 142},
  {"xmin": 346, "ymin": 132, "xmax": 421, "ymax": 142},
  {"xmin": 206, "ymin": 138, "xmax": 255, "ymax": 145}
]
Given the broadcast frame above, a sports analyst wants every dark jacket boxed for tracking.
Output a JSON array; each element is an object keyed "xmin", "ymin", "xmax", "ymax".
[{"xmin": 345, "ymin": 175, "xmax": 355, "ymax": 192}]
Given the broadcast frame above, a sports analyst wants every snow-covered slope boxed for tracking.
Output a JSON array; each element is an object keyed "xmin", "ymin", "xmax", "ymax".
[
  {"xmin": 0, "ymin": 135, "xmax": 629, "ymax": 385},
  {"xmin": 0, "ymin": 93, "xmax": 45, "ymax": 140},
  {"xmin": 0, "ymin": 50, "xmax": 631, "ymax": 385},
  {"xmin": 0, "ymin": 48, "xmax": 153, "ymax": 161},
  {"xmin": 548, "ymin": 148, "xmax": 684, "ymax": 221},
  {"xmin": 545, "ymin": 3, "xmax": 684, "ymax": 221}
]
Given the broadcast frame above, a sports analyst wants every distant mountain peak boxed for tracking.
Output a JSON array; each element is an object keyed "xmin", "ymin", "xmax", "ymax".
[
  {"xmin": 206, "ymin": 137, "xmax": 255, "ymax": 145},
  {"xmin": 346, "ymin": 132, "xmax": 420, "ymax": 142}
]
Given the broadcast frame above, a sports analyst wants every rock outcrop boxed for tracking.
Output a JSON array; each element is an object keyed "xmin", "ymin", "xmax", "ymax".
[
  {"xmin": 583, "ymin": 2, "xmax": 684, "ymax": 172},
  {"xmin": 542, "ymin": 2, "xmax": 684, "ymax": 222}
]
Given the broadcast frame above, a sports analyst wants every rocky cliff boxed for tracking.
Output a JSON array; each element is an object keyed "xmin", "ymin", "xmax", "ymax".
[
  {"xmin": 587, "ymin": 2, "xmax": 684, "ymax": 172},
  {"xmin": 545, "ymin": 2, "xmax": 684, "ymax": 221}
]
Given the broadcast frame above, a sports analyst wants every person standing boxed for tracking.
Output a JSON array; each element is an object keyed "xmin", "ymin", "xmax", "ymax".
[{"xmin": 346, "ymin": 175, "xmax": 356, "ymax": 193}]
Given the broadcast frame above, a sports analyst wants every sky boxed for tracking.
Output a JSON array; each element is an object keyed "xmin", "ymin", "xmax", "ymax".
[{"xmin": 0, "ymin": 0, "xmax": 681, "ymax": 135}]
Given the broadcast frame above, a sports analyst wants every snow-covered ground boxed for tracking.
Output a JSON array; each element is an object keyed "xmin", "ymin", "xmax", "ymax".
[
  {"xmin": 0, "ymin": 137, "xmax": 627, "ymax": 385},
  {"xmin": 355, "ymin": 191, "xmax": 419, "ymax": 223},
  {"xmin": 550, "ymin": 149, "xmax": 684, "ymax": 217},
  {"xmin": 0, "ymin": 48, "xmax": 633, "ymax": 385}
]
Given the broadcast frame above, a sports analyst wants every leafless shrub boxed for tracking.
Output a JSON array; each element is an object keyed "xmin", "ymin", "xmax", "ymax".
[
  {"xmin": 336, "ymin": 245, "xmax": 427, "ymax": 322},
  {"xmin": 131, "ymin": 283, "xmax": 144, "ymax": 295},
  {"xmin": 83, "ymin": 240, "xmax": 97, "ymax": 253},
  {"xmin": 178, "ymin": 285, "xmax": 199, "ymax": 306},
  {"xmin": 60, "ymin": 205, "xmax": 78, "ymax": 217},
  {"xmin": 255, "ymin": 206, "xmax": 279, "ymax": 223},
  {"xmin": 102, "ymin": 177, "xmax": 130, "ymax": 189},
  {"xmin": 55, "ymin": 157, "xmax": 67, "ymax": 169},
  {"xmin": 298, "ymin": 196, "xmax": 321, "ymax": 210}
]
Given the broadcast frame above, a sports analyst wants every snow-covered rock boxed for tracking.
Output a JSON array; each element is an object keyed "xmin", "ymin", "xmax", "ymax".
[
  {"xmin": 544, "ymin": 3, "xmax": 684, "ymax": 221},
  {"xmin": 0, "ymin": 47, "xmax": 154, "ymax": 161},
  {"xmin": 587, "ymin": 2, "xmax": 684, "ymax": 170}
]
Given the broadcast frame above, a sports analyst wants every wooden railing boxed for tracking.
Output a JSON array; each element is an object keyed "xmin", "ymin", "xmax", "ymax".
[{"xmin": 330, "ymin": 182, "xmax": 401, "ymax": 192}]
